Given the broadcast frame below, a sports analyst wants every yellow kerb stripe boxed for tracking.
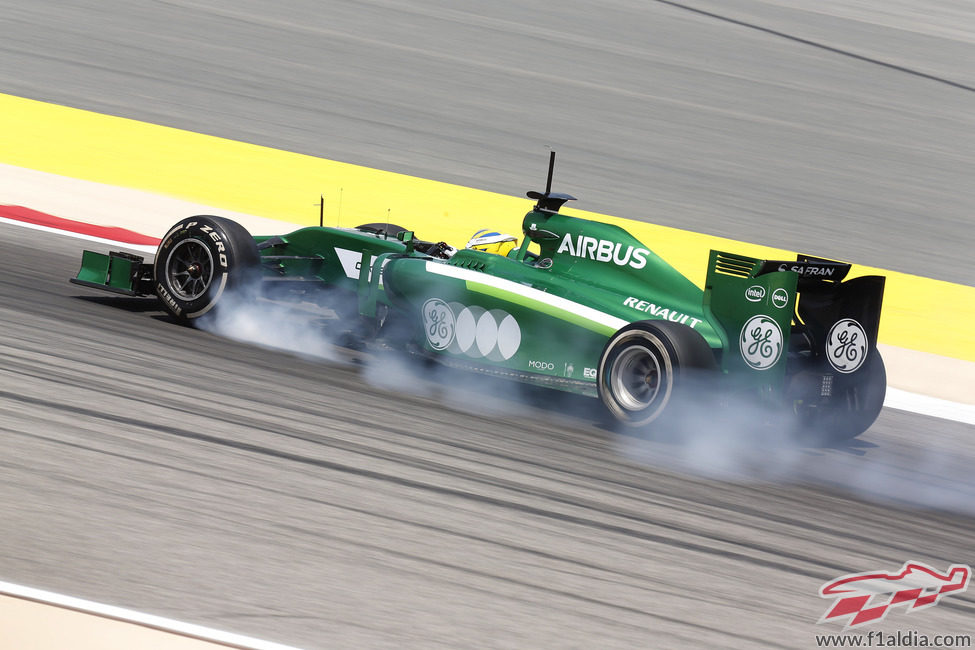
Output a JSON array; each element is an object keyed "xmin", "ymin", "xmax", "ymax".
[{"xmin": 1, "ymin": 92, "xmax": 971, "ymax": 361}]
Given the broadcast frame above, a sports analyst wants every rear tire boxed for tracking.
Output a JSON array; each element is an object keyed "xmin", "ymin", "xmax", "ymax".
[
  {"xmin": 597, "ymin": 320, "xmax": 716, "ymax": 427},
  {"xmin": 154, "ymin": 216, "xmax": 260, "ymax": 321},
  {"xmin": 797, "ymin": 351, "xmax": 887, "ymax": 442}
]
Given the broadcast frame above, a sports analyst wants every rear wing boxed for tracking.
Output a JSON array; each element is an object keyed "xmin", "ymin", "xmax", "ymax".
[{"xmin": 704, "ymin": 250, "xmax": 885, "ymax": 384}]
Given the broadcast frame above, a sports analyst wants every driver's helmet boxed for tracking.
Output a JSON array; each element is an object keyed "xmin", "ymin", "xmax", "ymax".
[{"xmin": 466, "ymin": 229, "xmax": 518, "ymax": 256}]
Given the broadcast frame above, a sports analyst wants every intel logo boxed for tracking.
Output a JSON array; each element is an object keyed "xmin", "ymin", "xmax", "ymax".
[{"xmin": 745, "ymin": 286, "xmax": 766, "ymax": 302}]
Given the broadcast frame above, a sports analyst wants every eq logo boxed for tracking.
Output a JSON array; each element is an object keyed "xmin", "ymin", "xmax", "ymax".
[
  {"xmin": 422, "ymin": 298, "xmax": 455, "ymax": 350},
  {"xmin": 739, "ymin": 315, "xmax": 783, "ymax": 370},
  {"xmin": 818, "ymin": 561, "xmax": 971, "ymax": 628},
  {"xmin": 422, "ymin": 300, "xmax": 522, "ymax": 361},
  {"xmin": 826, "ymin": 318, "xmax": 868, "ymax": 373}
]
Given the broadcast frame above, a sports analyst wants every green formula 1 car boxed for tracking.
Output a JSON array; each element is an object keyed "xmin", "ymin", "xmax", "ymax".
[{"xmin": 71, "ymin": 153, "xmax": 886, "ymax": 439}]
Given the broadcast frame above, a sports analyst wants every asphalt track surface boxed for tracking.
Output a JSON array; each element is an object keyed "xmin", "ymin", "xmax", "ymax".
[
  {"xmin": 1, "ymin": 0, "xmax": 974, "ymax": 284},
  {"xmin": 2, "ymin": 222, "xmax": 975, "ymax": 648},
  {"xmin": 2, "ymin": 2, "xmax": 975, "ymax": 648}
]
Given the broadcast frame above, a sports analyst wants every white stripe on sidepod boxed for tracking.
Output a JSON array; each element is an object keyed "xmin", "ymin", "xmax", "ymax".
[{"xmin": 424, "ymin": 261, "xmax": 628, "ymax": 331}]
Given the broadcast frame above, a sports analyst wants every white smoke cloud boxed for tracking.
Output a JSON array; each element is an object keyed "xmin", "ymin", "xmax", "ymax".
[
  {"xmin": 194, "ymin": 283, "xmax": 538, "ymax": 418},
  {"xmin": 195, "ymin": 284, "xmax": 975, "ymax": 516},
  {"xmin": 616, "ymin": 399, "xmax": 975, "ymax": 515},
  {"xmin": 615, "ymin": 399, "xmax": 807, "ymax": 482},
  {"xmin": 196, "ymin": 291, "xmax": 345, "ymax": 363}
]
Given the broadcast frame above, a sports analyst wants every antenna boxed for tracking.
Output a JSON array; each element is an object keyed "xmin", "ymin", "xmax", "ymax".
[
  {"xmin": 338, "ymin": 188, "xmax": 343, "ymax": 227},
  {"xmin": 320, "ymin": 194, "xmax": 324, "ymax": 228},
  {"xmin": 545, "ymin": 150, "xmax": 555, "ymax": 195},
  {"xmin": 526, "ymin": 150, "xmax": 577, "ymax": 214}
]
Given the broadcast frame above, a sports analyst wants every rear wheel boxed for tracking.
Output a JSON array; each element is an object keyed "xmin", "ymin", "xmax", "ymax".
[
  {"xmin": 597, "ymin": 321, "xmax": 716, "ymax": 427},
  {"xmin": 794, "ymin": 351, "xmax": 887, "ymax": 442},
  {"xmin": 154, "ymin": 216, "xmax": 260, "ymax": 321}
]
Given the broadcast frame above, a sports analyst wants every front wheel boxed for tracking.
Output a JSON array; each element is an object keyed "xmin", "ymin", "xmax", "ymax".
[
  {"xmin": 597, "ymin": 320, "xmax": 716, "ymax": 427},
  {"xmin": 153, "ymin": 215, "xmax": 260, "ymax": 321}
]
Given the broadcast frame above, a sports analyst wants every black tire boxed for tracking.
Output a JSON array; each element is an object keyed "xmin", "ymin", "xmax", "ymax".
[
  {"xmin": 798, "ymin": 351, "xmax": 887, "ymax": 442},
  {"xmin": 153, "ymin": 215, "xmax": 260, "ymax": 321},
  {"xmin": 597, "ymin": 320, "xmax": 716, "ymax": 427}
]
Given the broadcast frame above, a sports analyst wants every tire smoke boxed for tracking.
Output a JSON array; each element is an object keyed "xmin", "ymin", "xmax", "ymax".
[{"xmin": 193, "ymin": 278, "xmax": 975, "ymax": 516}]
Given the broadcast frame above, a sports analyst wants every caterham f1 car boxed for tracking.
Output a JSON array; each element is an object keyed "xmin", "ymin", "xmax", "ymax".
[{"xmin": 71, "ymin": 154, "xmax": 886, "ymax": 439}]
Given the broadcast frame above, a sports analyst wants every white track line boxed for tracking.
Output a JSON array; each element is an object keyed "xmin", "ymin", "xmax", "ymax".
[
  {"xmin": 0, "ymin": 215, "xmax": 158, "ymax": 254},
  {"xmin": 16, "ymin": 217, "xmax": 974, "ymax": 427},
  {"xmin": 884, "ymin": 388, "xmax": 975, "ymax": 426},
  {"xmin": 0, "ymin": 581, "xmax": 304, "ymax": 650}
]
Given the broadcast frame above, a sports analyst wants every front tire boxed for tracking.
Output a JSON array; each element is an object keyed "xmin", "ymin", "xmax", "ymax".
[
  {"xmin": 597, "ymin": 320, "xmax": 716, "ymax": 427},
  {"xmin": 154, "ymin": 216, "xmax": 259, "ymax": 321}
]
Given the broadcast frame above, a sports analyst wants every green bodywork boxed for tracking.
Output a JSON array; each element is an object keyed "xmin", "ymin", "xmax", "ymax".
[
  {"xmin": 367, "ymin": 207, "xmax": 801, "ymax": 394},
  {"xmin": 72, "ymin": 198, "xmax": 881, "ymax": 404}
]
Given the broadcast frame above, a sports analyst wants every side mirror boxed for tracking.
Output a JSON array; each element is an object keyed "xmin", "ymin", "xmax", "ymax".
[{"xmin": 397, "ymin": 230, "xmax": 415, "ymax": 254}]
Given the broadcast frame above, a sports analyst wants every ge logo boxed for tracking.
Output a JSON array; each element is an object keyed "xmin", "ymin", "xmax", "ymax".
[
  {"xmin": 422, "ymin": 298, "xmax": 455, "ymax": 350},
  {"xmin": 826, "ymin": 318, "xmax": 868, "ymax": 373},
  {"xmin": 739, "ymin": 315, "xmax": 783, "ymax": 370}
]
